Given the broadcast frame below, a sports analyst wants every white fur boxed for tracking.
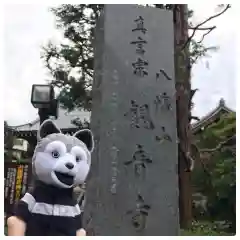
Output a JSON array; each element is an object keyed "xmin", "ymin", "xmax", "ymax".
[
  {"xmin": 34, "ymin": 119, "xmax": 94, "ymax": 188},
  {"xmin": 35, "ymin": 147, "xmax": 90, "ymax": 188},
  {"xmin": 71, "ymin": 146, "xmax": 88, "ymax": 163},
  {"xmin": 45, "ymin": 141, "xmax": 67, "ymax": 156}
]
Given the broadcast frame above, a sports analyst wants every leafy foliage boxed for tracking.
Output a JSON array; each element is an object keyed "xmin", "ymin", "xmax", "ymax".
[
  {"xmin": 181, "ymin": 220, "xmax": 234, "ymax": 236},
  {"xmin": 42, "ymin": 4, "xmax": 104, "ymax": 111},
  {"xmin": 42, "ymin": 4, "xmax": 223, "ymax": 111},
  {"xmin": 189, "ymin": 39, "xmax": 219, "ymax": 66},
  {"xmin": 192, "ymin": 112, "xmax": 236, "ymax": 232}
]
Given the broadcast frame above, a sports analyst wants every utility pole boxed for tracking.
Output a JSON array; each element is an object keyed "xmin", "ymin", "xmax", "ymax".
[{"xmin": 173, "ymin": 4, "xmax": 192, "ymax": 229}]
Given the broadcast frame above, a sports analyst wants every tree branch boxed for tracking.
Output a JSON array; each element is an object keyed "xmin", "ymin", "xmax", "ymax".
[
  {"xmin": 188, "ymin": 26, "xmax": 215, "ymax": 31},
  {"xmin": 182, "ymin": 4, "xmax": 231, "ymax": 50},
  {"xmin": 190, "ymin": 88, "xmax": 198, "ymax": 99},
  {"xmin": 197, "ymin": 27, "xmax": 216, "ymax": 44},
  {"xmin": 190, "ymin": 116, "xmax": 200, "ymax": 121},
  {"xmin": 200, "ymin": 134, "xmax": 235, "ymax": 153}
]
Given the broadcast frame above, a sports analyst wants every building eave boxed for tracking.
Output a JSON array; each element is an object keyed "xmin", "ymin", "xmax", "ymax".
[
  {"xmin": 5, "ymin": 107, "xmax": 91, "ymax": 138},
  {"xmin": 191, "ymin": 99, "xmax": 235, "ymax": 134}
]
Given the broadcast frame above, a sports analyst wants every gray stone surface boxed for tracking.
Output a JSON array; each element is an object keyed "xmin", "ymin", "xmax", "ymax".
[{"xmin": 85, "ymin": 4, "xmax": 179, "ymax": 236}]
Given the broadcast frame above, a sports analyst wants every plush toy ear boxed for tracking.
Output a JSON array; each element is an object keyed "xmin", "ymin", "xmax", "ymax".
[
  {"xmin": 73, "ymin": 129, "xmax": 94, "ymax": 152},
  {"xmin": 37, "ymin": 119, "xmax": 61, "ymax": 140}
]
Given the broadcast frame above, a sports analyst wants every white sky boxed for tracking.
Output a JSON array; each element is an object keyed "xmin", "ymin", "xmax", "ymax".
[{"xmin": 3, "ymin": 4, "xmax": 236, "ymax": 126}]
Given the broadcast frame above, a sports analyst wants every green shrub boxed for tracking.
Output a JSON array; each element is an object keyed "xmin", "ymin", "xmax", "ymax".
[{"xmin": 180, "ymin": 221, "xmax": 235, "ymax": 236}]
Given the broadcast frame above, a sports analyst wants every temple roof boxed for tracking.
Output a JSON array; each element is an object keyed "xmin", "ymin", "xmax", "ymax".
[
  {"xmin": 7, "ymin": 107, "xmax": 91, "ymax": 137},
  {"xmin": 6, "ymin": 98, "xmax": 234, "ymax": 137},
  {"xmin": 191, "ymin": 98, "xmax": 234, "ymax": 134}
]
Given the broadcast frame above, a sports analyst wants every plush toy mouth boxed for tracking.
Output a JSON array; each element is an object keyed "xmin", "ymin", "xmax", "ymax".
[{"xmin": 54, "ymin": 171, "xmax": 74, "ymax": 186}]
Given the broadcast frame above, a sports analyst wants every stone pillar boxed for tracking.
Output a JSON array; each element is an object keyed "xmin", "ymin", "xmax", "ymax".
[{"xmin": 85, "ymin": 5, "xmax": 179, "ymax": 236}]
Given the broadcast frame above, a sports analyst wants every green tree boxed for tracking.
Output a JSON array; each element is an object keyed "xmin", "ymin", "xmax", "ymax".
[
  {"xmin": 42, "ymin": 4, "xmax": 104, "ymax": 111},
  {"xmin": 42, "ymin": 4, "xmax": 229, "ymax": 111},
  {"xmin": 192, "ymin": 112, "xmax": 236, "ymax": 232}
]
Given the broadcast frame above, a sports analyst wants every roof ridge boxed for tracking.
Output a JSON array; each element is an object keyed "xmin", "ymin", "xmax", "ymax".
[
  {"xmin": 192, "ymin": 99, "xmax": 235, "ymax": 131},
  {"xmin": 8, "ymin": 117, "xmax": 39, "ymax": 129}
]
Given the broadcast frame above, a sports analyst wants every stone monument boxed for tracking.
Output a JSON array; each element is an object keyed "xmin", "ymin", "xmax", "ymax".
[{"xmin": 85, "ymin": 4, "xmax": 179, "ymax": 236}]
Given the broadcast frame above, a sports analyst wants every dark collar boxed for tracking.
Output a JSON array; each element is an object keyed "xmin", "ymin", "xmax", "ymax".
[{"xmin": 33, "ymin": 180, "xmax": 74, "ymax": 198}]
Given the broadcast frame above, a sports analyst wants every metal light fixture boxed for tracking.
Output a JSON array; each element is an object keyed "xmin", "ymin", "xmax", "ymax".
[
  {"xmin": 31, "ymin": 84, "xmax": 54, "ymax": 109},
  {"xmin": 31, "ymin": 84, "xmax": 58, "ymax": 124}
]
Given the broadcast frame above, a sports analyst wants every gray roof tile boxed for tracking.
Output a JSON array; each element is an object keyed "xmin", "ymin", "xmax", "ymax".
[{"xmin": 9, "ymin": 108, "xmax": 91, "ymax": 132}]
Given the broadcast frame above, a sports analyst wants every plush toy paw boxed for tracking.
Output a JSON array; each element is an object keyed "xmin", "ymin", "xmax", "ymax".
[
  {"xmin": 77, "ymin": 228, "xmax": 86, "ymax": 236},
  {"xmin": 7, "ymin": 216, "xmax": 26, "ymax": 236}
]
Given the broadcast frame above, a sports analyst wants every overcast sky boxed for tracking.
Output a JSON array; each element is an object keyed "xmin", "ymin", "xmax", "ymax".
[{"xmin": 3, "ymin": 4, "xmax": 236, "ymax": 126}]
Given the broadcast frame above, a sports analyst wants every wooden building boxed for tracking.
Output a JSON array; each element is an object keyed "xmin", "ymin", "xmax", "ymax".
[
  {"xmin": 190, "ymin": 99, "xmax": 235, "ymax": 215},
  {"xmin": 191, "ymin": 98, "xmax": 235, "ymax": 166},
  {"xmin": 191, "ymin": 98, "xmax": 234, "ymax": 135},
  {"xmin": 4, "ymin": 108, "xmax": 90, "ymax": 158}
]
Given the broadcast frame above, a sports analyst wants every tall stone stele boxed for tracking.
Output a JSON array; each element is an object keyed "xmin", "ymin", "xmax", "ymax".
[{"xmin": 84, "ymin": 4, "xmax": 179, "ymax": 236}]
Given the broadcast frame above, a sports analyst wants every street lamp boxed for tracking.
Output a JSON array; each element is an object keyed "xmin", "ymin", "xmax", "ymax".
[{"xmin": 31, "ymin": 84, "xmax": 58, "ymax": 124}]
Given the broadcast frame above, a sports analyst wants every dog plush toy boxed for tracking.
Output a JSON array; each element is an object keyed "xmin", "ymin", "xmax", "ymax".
[{"xmin": 7, "ymin": 119, "xmax": 94, "ymax": 236}]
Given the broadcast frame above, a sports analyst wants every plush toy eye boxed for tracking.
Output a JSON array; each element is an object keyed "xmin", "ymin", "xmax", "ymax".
[
  {"xmin": 45, "ymin": 141, "xmax": 67, "ymax": 157},
  {"xmin": 71, "ymin": 146, "xmax": 87, "ymax": 163},
  {"xmin": 52, "ymin": 150, "xmax": 60, "ymax": 158}
]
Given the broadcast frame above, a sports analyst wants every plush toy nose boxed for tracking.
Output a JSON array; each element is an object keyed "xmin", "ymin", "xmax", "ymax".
[{"xmin": 65, "ymin": 162, "xmax": 74, "ymax": 170}]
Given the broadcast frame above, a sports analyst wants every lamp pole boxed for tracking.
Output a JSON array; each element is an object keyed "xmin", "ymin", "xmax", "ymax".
[{"xmin": 38, "ymin": 108, "xmax": 50, "ymax": 125}]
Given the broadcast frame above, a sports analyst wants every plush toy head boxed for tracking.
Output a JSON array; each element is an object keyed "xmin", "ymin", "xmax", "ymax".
[{"xmin": 33, "ymin": 119, "xmax": 94, "ymax": 189}]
